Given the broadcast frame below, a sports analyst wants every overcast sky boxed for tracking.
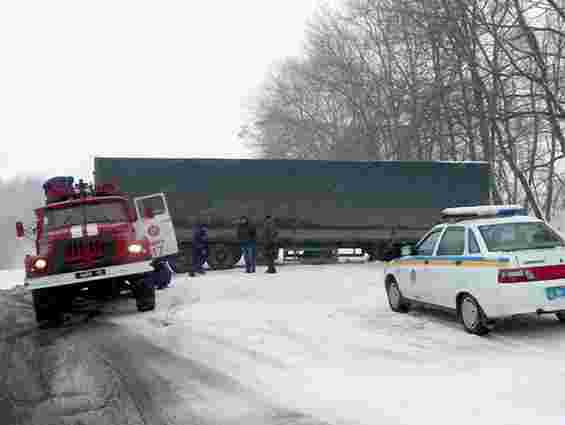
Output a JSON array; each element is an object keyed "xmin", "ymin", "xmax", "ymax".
[{"xmin": 0, "ymin": 1, "xmax": 327, "ymax": 181}]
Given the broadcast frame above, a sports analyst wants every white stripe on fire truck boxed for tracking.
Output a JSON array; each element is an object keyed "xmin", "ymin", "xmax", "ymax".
[
  {"xmin": 86, "ymin": 223, "xmax": 99, "ymax": 236},
  {"xmin": 70, "ymin": 225, "xmax": 82, "ymax": 239}
]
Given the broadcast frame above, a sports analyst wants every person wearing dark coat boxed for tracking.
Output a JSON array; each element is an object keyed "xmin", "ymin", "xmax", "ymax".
[
  {"xmin": 263, "ymin": 215, "xmax": 278, "ymax": 273},
  {"xmin": 190, "ymin": 221, "xmax": 208, "ymax": 277},
  {"xmin": 237, "ymin": 216, "xmax": 257, "ymax": 273}
]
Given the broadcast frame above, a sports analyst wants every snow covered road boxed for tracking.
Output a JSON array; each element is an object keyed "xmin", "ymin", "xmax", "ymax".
[
  {"xmin": 3, "ymin": 262, "xmax": 565, "ymax": 424},
  {"xmin": 102, "ymin": 262, "xmax": 565, "ymax": 425}
]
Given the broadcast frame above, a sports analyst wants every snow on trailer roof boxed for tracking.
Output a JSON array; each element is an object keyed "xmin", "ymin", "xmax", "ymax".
[{"xmin": 441, "ymin": 205, "xmax": 528, "ymax": 220}]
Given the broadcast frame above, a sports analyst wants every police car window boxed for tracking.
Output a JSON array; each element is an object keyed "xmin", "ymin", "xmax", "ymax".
[
  {"xmin": 415, "ymin": 229, "xmax": 443, "ymax": 256},
  {"xmin": 468, "ymin": 229, "xmax": 481, "ymax": 254},
  {"xmin": 479, "ymin": 221, "xmax": 564, "ymax": 252},
  {"xmin": 436, "ymin": 227, "xmax": 465, "ymax": 256}
]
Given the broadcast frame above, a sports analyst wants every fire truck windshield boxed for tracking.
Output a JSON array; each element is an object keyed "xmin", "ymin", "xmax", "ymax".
[{"xmin": 45, "ymin": 201, "xmax": 128, "ymax": 230}]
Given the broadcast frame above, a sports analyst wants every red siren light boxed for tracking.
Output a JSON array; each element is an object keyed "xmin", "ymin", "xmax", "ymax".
[
  {"xmin": 43, "ymin": 176, "xmax": 75, "ymax": 204},
  {"xmin": 43, "ymin": 176, "xmax": 122, "ymax": 204}
]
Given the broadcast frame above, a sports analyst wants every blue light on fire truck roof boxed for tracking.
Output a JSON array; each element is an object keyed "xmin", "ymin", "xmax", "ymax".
[{"xmin": 441, "ymin": 205, "xmax": 528, "ymax": 219}]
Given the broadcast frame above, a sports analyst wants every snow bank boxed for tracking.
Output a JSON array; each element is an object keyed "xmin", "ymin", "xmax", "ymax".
[{"xmin": 0, "ymin": 269, "xmax": 25, "ymax": 290}]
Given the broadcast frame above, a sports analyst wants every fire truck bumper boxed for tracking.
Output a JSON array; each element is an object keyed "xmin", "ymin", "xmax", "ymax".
[{"xmin": 24, "ymin": 260, "xmax": 154, "ymax": 290}]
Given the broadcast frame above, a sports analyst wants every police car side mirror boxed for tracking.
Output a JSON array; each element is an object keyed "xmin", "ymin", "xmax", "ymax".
[{"xmin": 400, "ymin": 245, "xmax": 415, "ymax": 257}]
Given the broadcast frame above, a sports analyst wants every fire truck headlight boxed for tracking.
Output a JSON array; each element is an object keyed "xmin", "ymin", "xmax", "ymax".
[
  {"xmin": 128, "ymin": 243, "xmax": 144, "ymax": 254},
  {"xmin": 34, "ymin": 258, "xmax": 47, "ymax": 270}
]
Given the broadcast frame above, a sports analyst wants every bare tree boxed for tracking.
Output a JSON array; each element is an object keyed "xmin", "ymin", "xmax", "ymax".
[{"xmin": 242, "ymin": 0, "xmax": 565, "ymax": 219}]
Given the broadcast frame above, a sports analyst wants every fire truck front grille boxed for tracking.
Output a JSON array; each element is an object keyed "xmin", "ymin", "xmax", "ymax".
[
  {"xmin": 65, "ymin": 238, "xmax": 103, "ymax": 261},
  {"xmin": 52, "ymin": 236, "xmax": 115, "ymax": 273}
]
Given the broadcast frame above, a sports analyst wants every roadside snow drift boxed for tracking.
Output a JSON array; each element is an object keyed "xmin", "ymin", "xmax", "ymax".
[{"xmin": 0, "ymin": 268, "xmax": 24, "ymax": 290}]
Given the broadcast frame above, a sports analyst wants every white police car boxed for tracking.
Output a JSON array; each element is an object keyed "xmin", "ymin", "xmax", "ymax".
[{"xmin": 384, "ymin": 205, "xmax": 565, "ymax": 335}]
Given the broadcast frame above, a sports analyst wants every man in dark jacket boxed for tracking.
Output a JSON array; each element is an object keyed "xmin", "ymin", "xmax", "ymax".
[
  {"xmin": 190, "ymin": 220, "xmax": 208, "ymax": 277},
  {"xmin": 263, "ymin": 215, "xmax": 278, "ymax": 273},
  {"xmin": 237, "ymin": 216, "xmax": 256, "ymax": 273}
]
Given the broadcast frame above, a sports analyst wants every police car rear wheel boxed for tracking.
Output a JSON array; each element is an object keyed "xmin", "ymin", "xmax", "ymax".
[
  {"xmin": 460, "ymin": 295, "xmax": 489, "ymax": 335},
  {"xmin": 387, "ymin": 280, "xmax": 409, "ymax": 313}
]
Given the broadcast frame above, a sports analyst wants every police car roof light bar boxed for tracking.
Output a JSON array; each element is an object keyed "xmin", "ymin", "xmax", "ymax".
[{"xmin": 441, "ymin": 204, "xmax": 528, "ymax": 221}]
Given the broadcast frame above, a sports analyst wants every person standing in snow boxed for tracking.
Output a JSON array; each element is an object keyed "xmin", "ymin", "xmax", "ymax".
[
  {"xmin": 190, "ymin": 219, "xmax": 208, "ymax": 277},
  {"xmin": 237, "ymin": 216, "xmax": 257, "ymax": 273},
  {"xmin": 263, "ymin": 215, "xmax": 278, "ymax": 273}
]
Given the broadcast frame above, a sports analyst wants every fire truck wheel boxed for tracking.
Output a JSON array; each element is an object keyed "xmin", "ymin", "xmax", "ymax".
[
  {"xmin": 207, "ymin": 244, "xmax": 239, "ymax": 269},
  {"xmin": 133, "ymin": 275, "xmax": 156, "ymax": 312},
  {"xmin": 32, "ymin": 288, "xmax": 62, "ymax": 324}
]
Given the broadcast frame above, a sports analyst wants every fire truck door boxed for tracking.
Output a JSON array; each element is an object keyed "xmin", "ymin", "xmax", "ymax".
[{"xmin": 134, "ymin": 193, "xmax": 179, "ymax": 259}]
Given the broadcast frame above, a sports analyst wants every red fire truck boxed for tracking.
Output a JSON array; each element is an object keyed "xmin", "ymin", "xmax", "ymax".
[{"xmin": 16, "ymin": 177, "xmax": 179, "ymax": 326}]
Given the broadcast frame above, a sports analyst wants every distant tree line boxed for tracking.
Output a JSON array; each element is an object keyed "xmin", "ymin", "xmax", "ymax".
[
  {"xmin": 0, "ymin": 177, "xmax": 44, "ymax": 270},
  {"xmin": 241, "ymin": 0, "xmax": 565, "ymax": 220}
]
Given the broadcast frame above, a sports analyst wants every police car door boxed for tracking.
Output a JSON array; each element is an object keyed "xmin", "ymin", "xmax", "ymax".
[
  {"xmin": 410, "ymin": 227, "xmax": 444, "ymax": 302},
  {"xmin": 433, "ymin": 226, "xmax": 466, "ymax": 307},
  {"xmin": 134, "ymin": 193, "xmax": 179, "ymax": 259}
]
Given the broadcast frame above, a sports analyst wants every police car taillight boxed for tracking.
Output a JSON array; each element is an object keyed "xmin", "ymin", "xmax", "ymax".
[
  {"xmin": 498, "ymin": 268, "xmax": 536, "ymax": 284},
  {"xmin": 498, "ymin": 265, "xmax": 565, "ymax": 283}
]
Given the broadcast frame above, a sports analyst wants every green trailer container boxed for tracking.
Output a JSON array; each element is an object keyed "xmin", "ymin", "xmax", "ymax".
[{"xmin": 94, "ymin": 157, "xmax": 491, "ymax": 271}]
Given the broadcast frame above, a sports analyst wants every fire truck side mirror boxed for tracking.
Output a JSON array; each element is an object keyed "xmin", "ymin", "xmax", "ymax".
[
  {"xmin": 16, "ymin": 222, "xmax": 25, "ymax": 239},
  {"xmin": 144, "ymin": 207, "xmax": 155, "ymax": 219}
]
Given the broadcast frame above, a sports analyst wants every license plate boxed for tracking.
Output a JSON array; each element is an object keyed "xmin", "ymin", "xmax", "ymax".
[
  {"xmin": 545, "ymin": 286, "xmax": 565, "ymax": 300},
  {"xmin": 75, "ymin": 269, "xmax": 106, "ymax": 279}
]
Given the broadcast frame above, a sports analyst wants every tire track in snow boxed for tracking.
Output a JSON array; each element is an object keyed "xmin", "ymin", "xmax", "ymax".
[{"xmin": 83, "ymin": 321, "xmax": 332, "ymax": 425}]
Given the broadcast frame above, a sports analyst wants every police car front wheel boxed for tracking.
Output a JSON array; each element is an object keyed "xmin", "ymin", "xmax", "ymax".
[
  {"xmin": 459, "ymin": 294, "xmax": 490, "ymax": 336},
  {"xmin": 386, "ymin": 280, "xmax": 409, "ymax": 313}
]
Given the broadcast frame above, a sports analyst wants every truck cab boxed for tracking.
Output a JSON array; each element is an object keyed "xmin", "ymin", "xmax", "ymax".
[{"xmin": 17, "ymin": 177, "xmax": 178, "ymax": 326}]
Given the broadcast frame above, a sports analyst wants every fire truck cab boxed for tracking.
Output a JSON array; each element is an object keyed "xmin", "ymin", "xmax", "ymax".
[{"xmin": 17, "ymin": 176, "xmax": 179, "ymax": 325}]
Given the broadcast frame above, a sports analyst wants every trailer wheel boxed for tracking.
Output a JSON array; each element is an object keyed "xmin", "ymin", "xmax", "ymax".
[
  {"xmin": 366, "ymin": 244, "xmax": 383, "ymax": 262},
  {"xmin": 132, "ymin": 274, "xmax": 156, "ymax": 312},
  {"xmin": 207, "ymin": 244, "xmax": 238, "ymax": 269},
  {"xmin": 32, "ymin": 288, "xmax": 62, "ymax": 325},
  {"xmin": 255, "ymin": 248, "xmax": 267, "ymax": 266},
  {"xmin": 382, "ymin": 244, "xmax": 402, "ymax": 262},
  {"xmin": 231, "ymin": 246, "xmax": 242, "ymax": 265},
  {"xmin": 169, "ymin": 246, "xmax": 192, "ymax": 274}
]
